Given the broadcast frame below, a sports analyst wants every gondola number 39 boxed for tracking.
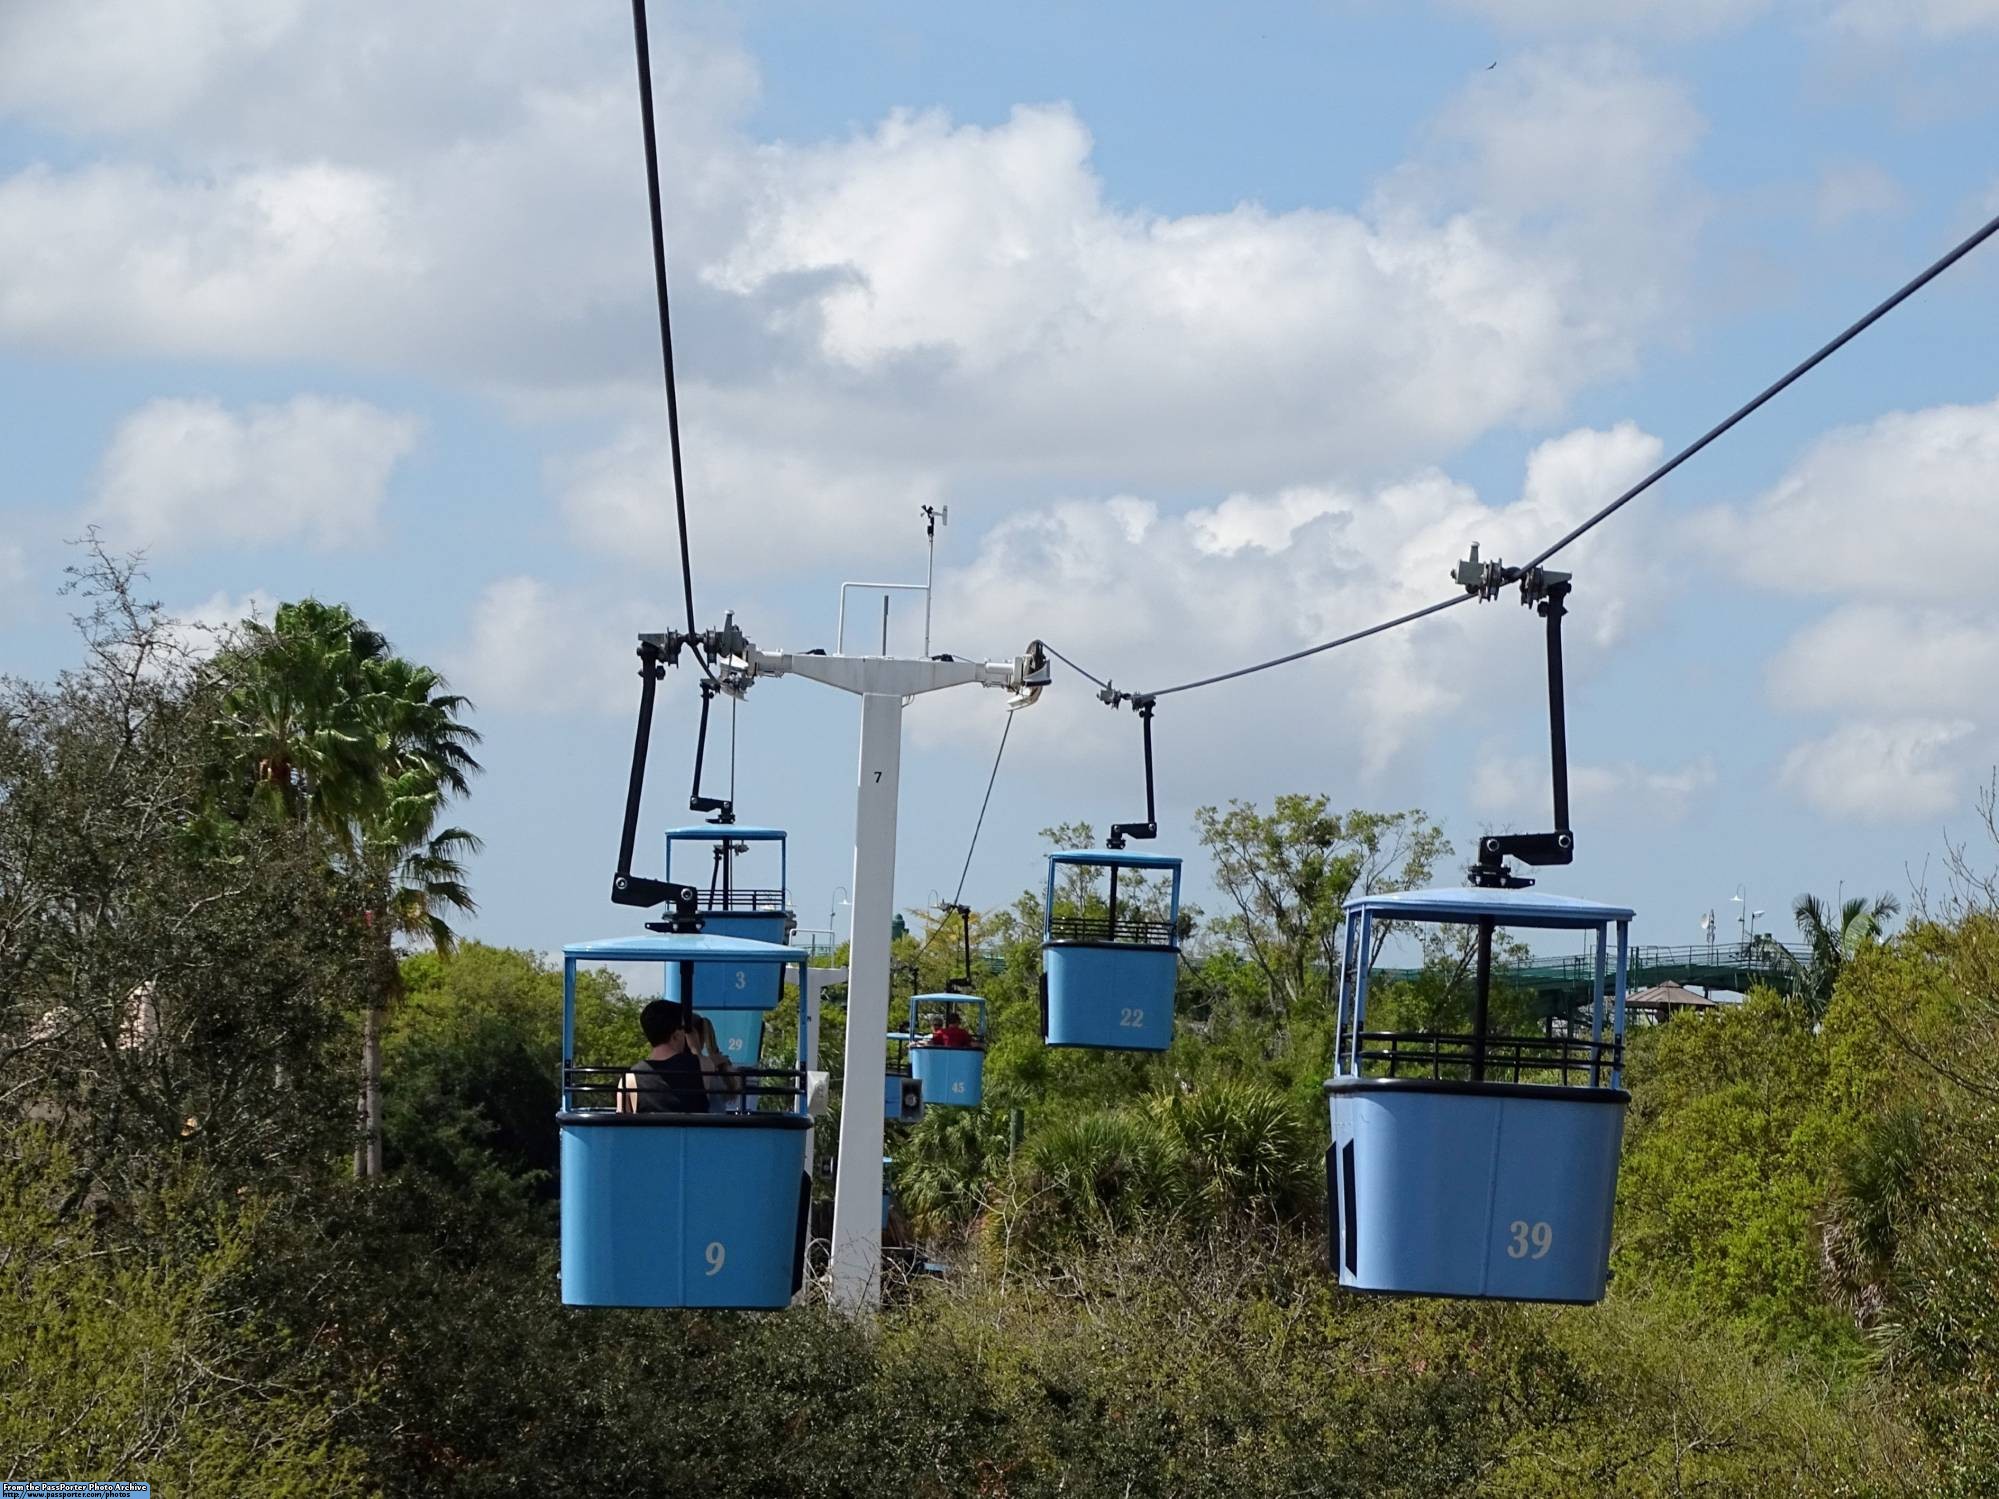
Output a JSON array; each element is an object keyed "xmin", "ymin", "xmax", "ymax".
[
  {"xmin": 704, "ymin": 1241, "xmax": 727, "ymax": 1275},
  {"xmin": 1506, "ymin": 1220, "xmax": 1553, "ymax": 1259}
]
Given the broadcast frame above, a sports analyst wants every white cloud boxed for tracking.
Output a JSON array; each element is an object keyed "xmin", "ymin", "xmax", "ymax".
[
  {"xmin": 1730, "ymin": 398, "xmax": 1999, "ymax": 823},
  {"xmin": 448, "ymin": 575, "xmax": 654, "ymax": 715},
  {"xmin": 0, "ymin": 0, "xmax": 307, "ymax": 136},
  {"xmin": 923, "ymin": 422, "xmax": 1671, "ymax": 784},
  {"xmin": 705, "ymin": 60, "xmax": 1700, "ymax": 490},
  {"xmin": 91, "ymin": 396, "xmax": 421, "ymax": 552},
  {"xmin": 0, "ymin": 4, "xmax": 757, "ymax": 389},
  {"xmin": 1768, "ymin": 604, "xmax": 1999, "ymax": 715},
  {"xmin": 2, "ymin": 18, "xmax": 1706, "ymax": 573},
  {"xmin": 1779, "ymin": 718, "xmax": 1974, "ymax": 820},
  {"xmin": 0, "ymin": 1, "xmax": 755, "ymax": 160},
  {"xmin": 1473, "ymin": 751, "xmax": 1718, "ymax": 820},
  {"xmin": 162, "ymin": 587, "xmax": 278, "ymax": 658},
  {"xmin": 557, "ymin": 415, "xmax": 946, "ymax": 574},
  {"xmin": 1706, "ymin": 396, "xmax": 1999, "ymax": 601},
  {"xmin": 1814, "ymin": 161, "xmax": 1907, "ymax": 227}
]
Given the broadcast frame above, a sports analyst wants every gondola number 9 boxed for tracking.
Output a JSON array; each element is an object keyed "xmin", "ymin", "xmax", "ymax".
[
  {"xmin": 1507, "ymin": 1220, "xmax": 1553, "ymax": 1260},
  {"xmin": 704, "ymin": 1241, "xmax": 727, "ymax": 1275},
  {"xmin": 1119, "ymin": 1008, "xmax": 1144, "ymax": 1028}
]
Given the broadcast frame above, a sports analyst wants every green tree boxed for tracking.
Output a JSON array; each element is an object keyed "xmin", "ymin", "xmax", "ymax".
[
  {"xmin": 0, "ymin": 547, "xmax": 369, "ymax": 1197},
  {"xmin": 1194, "ymin": 798, "xmax": 1447, "ymax": 1025},
  {"xmin": 1772, "ymin": 889, "xmax": 1901, "ymax": 1020},
  {"xmin": 215, "ymin": 598, "xmax": 482, "ymax": 1177},
  {"xmin": 1613, "ymin": 991, "xmax": 1854, "ymax": 1355}
]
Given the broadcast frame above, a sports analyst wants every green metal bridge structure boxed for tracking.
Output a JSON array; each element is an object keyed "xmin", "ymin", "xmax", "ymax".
[{"xmin": 1375, "ymin": 940, "xmax": 1810, "ymax": 1018}]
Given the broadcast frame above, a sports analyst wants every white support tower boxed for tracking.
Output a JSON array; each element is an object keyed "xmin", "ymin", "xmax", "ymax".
[{"xmin": 737, "ymin": 646, "xmax": 1045, "ymax": 1313}]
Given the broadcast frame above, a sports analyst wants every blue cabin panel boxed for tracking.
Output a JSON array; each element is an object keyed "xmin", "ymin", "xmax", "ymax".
[
  {"xmin": 911, "ymin": 1045, "xmax": 984, "ymax": 1107},
  {"xmin": 707, "ymin": 1009, "xmax": 764, "ymax": 1066},
  {"xmin": 664, "ymin": 944, "xmax": 785, "ymax": 1012},
  {"xmin": 885, "ymin": 1073, "xmax": 923, "ymax": 1122},
  {"xmin": 1043, "ymin": 945, "xmax": 1175, "ymax": 1050},
  {"xmin": 1328, "ymin": 1085, "xmax": 1626, "ymax": 1303},
  {"xmin": 698, "ymin": 910, "xmax": 791, "ymax": 946},
  {"xmin": 559, "ymin": 1117, "xmax": 810, "ymax": 1309}
]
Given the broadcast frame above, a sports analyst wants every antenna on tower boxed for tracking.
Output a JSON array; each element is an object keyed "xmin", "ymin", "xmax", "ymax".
[{"xmin": 923, "ymin": 504, "xmax": 950, "ymax": 657}]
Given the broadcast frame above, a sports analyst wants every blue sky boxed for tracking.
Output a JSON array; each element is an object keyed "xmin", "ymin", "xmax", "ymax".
[{"xmin": 3, "ymin": 0, "xmax": 1998, "ymax": 960}]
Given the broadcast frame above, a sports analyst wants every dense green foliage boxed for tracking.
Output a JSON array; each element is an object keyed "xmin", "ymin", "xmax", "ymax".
[{"xmin": 4, "ymin": 568, "xmax": 1994, "ymax": 1494}]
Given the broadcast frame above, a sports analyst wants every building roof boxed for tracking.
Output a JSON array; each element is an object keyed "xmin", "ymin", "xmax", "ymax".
[
  {"xmin": 1048, "ymin": 848, "xmax": 1182, "ymax": 870},
  {"xmin": 562, "ymin": 932, "xmax": 808, "ymax": 964},
  {"xmin": 1345, "ymin": 886, "xmax": 1636, "ymax": 928},
  {"xmin": 1627, "ymin": 981, "xmax": 1718, "ymax": 1009}
]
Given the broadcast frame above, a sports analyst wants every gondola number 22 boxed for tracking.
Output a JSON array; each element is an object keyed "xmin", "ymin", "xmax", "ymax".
[{"xmin": 1506, "ymin": 1220, "xmax": 1553, "ymax": 1259}]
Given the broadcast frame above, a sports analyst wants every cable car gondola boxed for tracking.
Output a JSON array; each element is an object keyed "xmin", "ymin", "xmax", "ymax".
[
  {"xmin": 558, "ymin": 932, "xmax": 814, "ymax": 1310},
  {"xmin": 661, "ymin": 825, "xmax": 794, "ymax": 1067},
  {"xmin": 892, "ymin": 905, "xmax": 988, "ymax": 1105},
  {"xmin": 1040, "ymin": 696, "xmax": 1183, "ymax": 1051},
  {"xmin": 901, "ymin": 992, "xmax": 989, "ymax": 1107},
  {"xmin": 1326, "ymin": 558, "xmax": 1630, "ymax": 1303},
  {"xmin": 1327, "ymin": 887, "xmax": 1631, "ymax": 1302},
  {"xmin": 1041, "ymin": 849, "xmax": 1182, "ymax": 1050}
]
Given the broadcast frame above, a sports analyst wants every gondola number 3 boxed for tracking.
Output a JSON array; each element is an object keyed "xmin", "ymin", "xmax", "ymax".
[
  {"xmin": 1507, "ymin": 1220, "xmax": 1553, "ymax": 1260},
  {"xmin": 705, "ymin": 1241, "xmax": 727, "ymax": 1275}
]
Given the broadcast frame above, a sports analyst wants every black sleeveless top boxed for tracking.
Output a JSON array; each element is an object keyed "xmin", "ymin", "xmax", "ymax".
[{"xmin": 629, "ymin": 1054, "xmax": 711, "ymax": 1114}]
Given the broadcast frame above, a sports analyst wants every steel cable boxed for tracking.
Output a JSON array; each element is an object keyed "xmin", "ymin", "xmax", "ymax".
[{"xmin": 1044, "ymin": 208, "xmax": 1999, "ymax": 706}]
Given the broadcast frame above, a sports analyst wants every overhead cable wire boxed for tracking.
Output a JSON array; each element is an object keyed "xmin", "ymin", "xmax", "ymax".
[
  {"xmin": 1148, "ymin": 593, "xmax": 1476, "ymax": 700},
  {"xmin": 1037, "ymin": 640, "xmax": 1115, "ymax": 693},
  {"xmin": 627, "ymin": 0, "xmax": 706, "ymax": 660},
  {"xmin": 1046, "ymin": 206, "xmax": 1999, "ymax": 707},
  {"xmin": 951, "ymin": 711, "xmax": 1015, "ymax": 908},
  {"xmin": 1523, "ymin": 207, "xmax": 1999, "ymax": 572}
]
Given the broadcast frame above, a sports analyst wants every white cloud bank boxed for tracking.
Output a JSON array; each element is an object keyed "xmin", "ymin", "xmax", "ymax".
[
  {"xmin": 1714, "ymin": 395, "xmax": 1999, "ymax": 822},
  {"xmin": 2, "ymin": 15, "xmax": 1706, "ymax": 543},
  {"xmin": 447, "ymin": 575, "xmax": 656, "ymax": 716},
  {"xmin": 92, "ymin": 396, "xmax": 421, "ymax": 551},
  {"xmin": 1779, "ymin": 718, "xmax": 1973, "ymax": 821},
  {"xmin": 1473, "ymin": 752, "xmax": 1719, "ymax": 822},
  {"xmin": 915, "ymin": 422, "xmax": 1670, "ymax": 786}
]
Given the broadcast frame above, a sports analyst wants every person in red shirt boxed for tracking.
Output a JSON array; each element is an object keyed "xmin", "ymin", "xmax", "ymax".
[{"xmin": 928, "ymin": 1009, "xmax": 975, "ymax": 1048}]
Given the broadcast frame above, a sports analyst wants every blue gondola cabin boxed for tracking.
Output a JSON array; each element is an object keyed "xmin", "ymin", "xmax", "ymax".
[
  {"xmin": 661, "ymin": 827, "xmax": 794, "ymax": 1062},
  {"xmin": 902, "ymin": 993, "xmax": 988, "ymax": 1108},
  {"xmin": 1326, "ymin": 887, "xmax": 1632, "ymax": 1304},
  {"xmin": 1041, "ymin": 849, "xmax": 1182, "ymax": 1051},
  {"xmin": 558, "ymin": 932, "xmax": 813, "ymax": 1310}
]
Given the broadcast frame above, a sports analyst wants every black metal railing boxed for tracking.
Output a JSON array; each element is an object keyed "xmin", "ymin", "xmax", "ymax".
[
  {"xmin": 1047, "ymin": 913, "xmax": 1177, "ymax": 947},
  {"xmin": 562, "ymin": 1063, "xmax": 805, "ymax": 1112},
  {"xmin": 1351, "ymin": 1030, "xmax": 1622, "ymax": 1087},
  {"xmin": 695, "ymin": 888, "xmax": 787, "ymax": 913}
]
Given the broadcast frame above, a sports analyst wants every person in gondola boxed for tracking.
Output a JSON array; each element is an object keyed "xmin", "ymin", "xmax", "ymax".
[
  {"xmin": 617, "ymin": 1000, "xmax": 710, "ymax": 1113},
  {"xmin": 691, "ymin": 1011, "xmax": 748, "ymax": 1112},
  {"xmin": 928, "ymin": 1009, "xmax": 974, "ymax": 1049}
]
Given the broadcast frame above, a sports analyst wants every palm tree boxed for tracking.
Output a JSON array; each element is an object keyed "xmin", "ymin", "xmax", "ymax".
[
  {"xmin": 1773, "ymin": 890, "xmax": 1901, "ymax": 1021},
  {"xmin": 215, "ymin": 600, "xmax": 482, "ymax": 1177},
  {"xmin": 352, "ymin": 767, "xmax": 481, "ymax": 1177},
  {"xmin": 215, "ymin": 600, "xmax": 388, "ymax": 826}
]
